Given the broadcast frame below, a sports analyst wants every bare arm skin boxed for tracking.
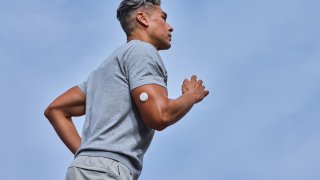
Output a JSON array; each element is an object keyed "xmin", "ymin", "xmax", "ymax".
[
  {"xmin": 131, "ymin": 75, "xmax": 209, "ymax": 131},
  {"xmin": 44, "ymin": 86, "xmax": 85, "ymax": 154}
]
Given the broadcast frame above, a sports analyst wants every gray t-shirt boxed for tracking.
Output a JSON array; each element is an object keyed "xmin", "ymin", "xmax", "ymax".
[{"xmin": 75, "ymin": 40, "xmax": 168, "ymax": 179}]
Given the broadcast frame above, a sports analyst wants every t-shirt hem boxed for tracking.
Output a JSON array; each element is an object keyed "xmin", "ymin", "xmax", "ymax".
[
  {"xmin": 78, "ymin": 82, "xmax": 86, "ymax": 95},
  {"xmin": 76, "ymin": 151, "xmax": 140, "ymax": 179}
]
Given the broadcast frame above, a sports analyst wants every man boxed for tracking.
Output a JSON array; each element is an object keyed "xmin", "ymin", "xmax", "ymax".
[{"xmin": 44, "ymin": 0, "xmax": 209, "ymax": 179}]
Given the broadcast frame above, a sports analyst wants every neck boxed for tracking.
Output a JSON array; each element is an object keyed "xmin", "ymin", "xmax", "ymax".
[
  {"xmin": 127, "ymin": 34, "xmax": 141, "ymax": 42},
  {"xmin": 127, "ymin": 32, "xmax": 158, "ymax": 50}
]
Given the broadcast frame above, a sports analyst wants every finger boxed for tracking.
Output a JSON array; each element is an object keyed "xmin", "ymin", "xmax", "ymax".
[
  {"xmin": 182, "ymin": 79, "xmax": 191, "ymax": 94},
  {"xmin": 182, "ymin": 85, "xmax": 188, "ymax": 90},
  {"xmin": 190, "ymin": 75, "xmax": 197, "ymax": 83},
  {"xmin": 182, "ymin": 86, "xmax": 188, "ymax": 94},
  {"xmin": 199, "ymin": 88, "xmax": 208, "ymax": 96},
  {"xmin": 183, "ymin": 79, "xmax": 190, "ymax": 86},
  {"xmin": 198, "ymin": 85, "xmax": 205, "ymax": 91},
  {"xmin": 203, "ymin": 90, "xmax": 209, "ymax": 97},
  {"xmin": 190, "ymin": 75, "xmax": 197, "ymax": 88},
  {"xmin": 182, "ymin": 79, "xmax": 189, "ymax": 90},
  {"xmin": 195, "ymin": 86, "xmax": 204, "ymax": 93},
  {"xmin": 196, "ymin": 80, "xmax": 203, "ymax": 89}
]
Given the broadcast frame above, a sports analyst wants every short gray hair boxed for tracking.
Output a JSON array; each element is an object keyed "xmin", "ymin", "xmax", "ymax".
[{"xmin": 117, "ymin": 0, "xmax": 161, "ymax": 36}]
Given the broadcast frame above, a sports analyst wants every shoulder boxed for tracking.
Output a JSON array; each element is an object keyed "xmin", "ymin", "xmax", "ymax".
[
  {"xmin": 119, "ymin": 40, "xmax": 162, "ymax": 66},
  {"xmin": 129, "ymin": 40, "xmax": 159, "ymax": 56}
]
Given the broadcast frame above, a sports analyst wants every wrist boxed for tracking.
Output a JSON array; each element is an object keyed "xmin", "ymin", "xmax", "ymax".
[{"xmin": 183, "ymin": 91, "xmax": 198, "ymax": 104}]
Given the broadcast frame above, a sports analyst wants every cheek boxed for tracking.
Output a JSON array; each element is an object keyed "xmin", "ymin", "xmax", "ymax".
[
  {"xmin": 153, "ymin": 25, "xmax": 165, "ymax": 35},
  {"xmin": 154, "ymin": 19, "xmax": 167, "ymax": 30},
  {"xmin": 150, "ymin": 20, "xmax": 168, "ymax": 38},
  {"xmin": 157, "ymin": 23, "xmax": 168, "ymax": 35}
]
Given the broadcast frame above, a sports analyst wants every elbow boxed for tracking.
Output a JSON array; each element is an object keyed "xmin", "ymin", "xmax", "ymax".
[
  {"xmin": 44, "ymin": 105, "xmax": 58, "ymax": 121},
  {"xmin": 153, "ymin": 123, "xmax": 166, "ymax": 131},
  {"xmin": 143, "ymin": 116, "xmax": 168, "ymax": 131},
  {"xmin": 44, "ymin": 106, "xmax": 52, "ymax": 119},
  {"xmin": 141, "ymin": 106, "xmax": 172, "ymax": 131},
  {"xmin": 152, "ymin": 114, "xmax": 171, "ymax": 131}
]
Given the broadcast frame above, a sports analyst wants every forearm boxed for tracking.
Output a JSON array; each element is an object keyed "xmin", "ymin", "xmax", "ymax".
[
  {"xmin": 45, "ymin": 110, "xmax": 81, "ymax": 154},
  {"xmin": 132, "ymin": 78, "xmax": 208, "ymax": 131},
  {"xmin": 161, "ymin": 93, "xmax": 196, "ymax": 128}
]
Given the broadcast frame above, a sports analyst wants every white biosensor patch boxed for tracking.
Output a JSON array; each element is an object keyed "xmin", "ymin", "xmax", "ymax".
[{"xmin": 139, "ymin": 92, "xmax": 149, "ymax": 102}]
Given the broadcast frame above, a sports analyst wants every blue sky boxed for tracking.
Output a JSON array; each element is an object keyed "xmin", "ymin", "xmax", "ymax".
[{"xmin": 1, "ymin": 0, "xmax": 320, "ymax": 179}]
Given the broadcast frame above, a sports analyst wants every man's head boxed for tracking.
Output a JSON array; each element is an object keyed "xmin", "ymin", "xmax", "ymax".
[{"xmin": 117, "ymin": 0, "xmax": 173, "ymax": 50}]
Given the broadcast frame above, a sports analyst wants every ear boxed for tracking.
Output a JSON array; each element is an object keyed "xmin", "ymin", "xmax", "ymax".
[{"xmin": 136, "ymin": 11, "xmax": 149, "ymax": 27}]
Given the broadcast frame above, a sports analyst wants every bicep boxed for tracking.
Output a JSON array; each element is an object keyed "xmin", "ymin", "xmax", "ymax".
[
  {"xmin": 47, "ymin": 86, "xmax": 86, "ymax": 117},
  {"xmin": 131, "ymin": 84, "xmax": 169, "ymax": 130}
]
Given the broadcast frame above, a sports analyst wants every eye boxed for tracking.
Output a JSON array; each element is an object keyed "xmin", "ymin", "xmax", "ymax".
[{"xmin": 162, "ymin": 16, "xmax": 167, "ymax": 21}]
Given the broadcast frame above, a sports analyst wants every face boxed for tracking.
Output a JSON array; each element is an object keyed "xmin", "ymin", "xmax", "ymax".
[{"xmin": 146, "ymin": 6, "xmax": 173, "ymax": 50}]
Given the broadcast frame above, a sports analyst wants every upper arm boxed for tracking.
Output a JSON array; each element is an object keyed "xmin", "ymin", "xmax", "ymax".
[
  {"xmin": 131, "ymin": 84, "xmax": 169, "ymax": 131},
  {"xmin": 126, "ymin": 44, "xmax": 169, "ymax": 130},
  {"xmin": 45, "ymin": 86, "xmax": 86, "ymax": 118}
]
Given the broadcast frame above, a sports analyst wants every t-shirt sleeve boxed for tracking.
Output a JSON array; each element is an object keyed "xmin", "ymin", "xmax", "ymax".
[
  {"xmin": 78, "ymin": 81, "xmax": 87, "ymax": 95},
  {"xmin": 127, "ymin": 51, "xmax": 167, "ymax": 91}
]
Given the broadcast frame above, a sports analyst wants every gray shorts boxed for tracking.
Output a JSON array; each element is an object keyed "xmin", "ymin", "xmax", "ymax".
[{"xmin": 66, "ymin": 156, "xmax": 133, "ymax": 180}]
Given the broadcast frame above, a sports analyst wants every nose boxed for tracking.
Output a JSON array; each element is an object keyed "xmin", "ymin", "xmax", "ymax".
[{"xmin": 168, "ymin": 23, "xmax": 173, "ymax": 32}]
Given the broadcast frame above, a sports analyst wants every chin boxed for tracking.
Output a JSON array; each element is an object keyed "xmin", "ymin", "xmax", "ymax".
[{"xmin": 158, "ymin": 43, "xmax": 171, "ymax": 50}]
